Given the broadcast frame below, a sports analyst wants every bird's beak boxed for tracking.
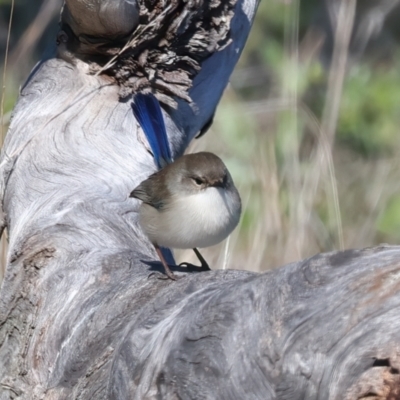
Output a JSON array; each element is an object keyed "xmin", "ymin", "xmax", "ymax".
[{"xmin": 210, "ymin": 179, "xmax": 224, "ymax": 188}]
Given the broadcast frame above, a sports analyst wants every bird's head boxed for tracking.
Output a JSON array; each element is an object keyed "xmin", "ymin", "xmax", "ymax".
[
  {"xmin": 130, "ymin": 151, "xmax": 241, "ymax": 214},
  {"xmin": 166, "ymin": 152, "xmax": 235, "ymax": 195}
]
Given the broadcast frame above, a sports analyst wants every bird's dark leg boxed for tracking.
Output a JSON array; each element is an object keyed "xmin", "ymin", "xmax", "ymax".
[
  {"xmin": 179, "ymin": 248, "xmax": 211, "ymax": 271},
  {"xmin": 192, "ymin": 248, "xmax": 211, "ymax": 270},
  {"xmin": 155, "ymin": 245, "xmax": 177, "ymax": 280}
]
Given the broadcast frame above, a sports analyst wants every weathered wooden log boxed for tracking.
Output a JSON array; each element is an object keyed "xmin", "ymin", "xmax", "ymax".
[{"xmin": 1, "ymin": 1, "xmax": 400, "ymax": 399}]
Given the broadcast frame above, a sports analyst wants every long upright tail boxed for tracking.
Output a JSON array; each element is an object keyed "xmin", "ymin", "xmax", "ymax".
[{"xmin": 132, "ymin": 93, "xmax": 172, "ymax": 169}]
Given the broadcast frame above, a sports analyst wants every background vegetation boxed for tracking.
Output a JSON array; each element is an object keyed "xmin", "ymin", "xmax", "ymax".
[{"xmin": 1, "ymin": 0, "xmax": 400, "ymax": 280}]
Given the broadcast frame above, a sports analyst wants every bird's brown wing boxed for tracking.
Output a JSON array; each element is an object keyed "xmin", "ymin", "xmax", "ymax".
[{"xmin": 130, "ymin": 171, "xmax": 168, "ymax": 210}]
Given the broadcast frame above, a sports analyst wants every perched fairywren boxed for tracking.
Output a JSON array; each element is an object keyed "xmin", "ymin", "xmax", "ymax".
[
  {"xmin": 130, "ymin": 152, "xmax": 241, "ymax": 279},
  {"xmin": 130, "ymin": 93, "xmax": 241, "ymax": 280}
]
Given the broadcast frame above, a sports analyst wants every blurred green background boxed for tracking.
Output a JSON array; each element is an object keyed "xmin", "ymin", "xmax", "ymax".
[{"xmin": 1, "ymin": 0, "xmax": 400, "ymax": 279}]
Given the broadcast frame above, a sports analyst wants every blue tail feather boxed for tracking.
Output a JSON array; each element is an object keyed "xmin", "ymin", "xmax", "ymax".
[
  {"xmin": 132, "ymin": 93, "xmax": 172, "ymax": 169},
  {"xmin": 160, "ymin": 247, "xmax": 175, "ymax": 265}
]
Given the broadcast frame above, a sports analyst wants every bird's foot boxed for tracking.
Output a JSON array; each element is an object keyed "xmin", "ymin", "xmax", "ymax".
[
  {"xmin": 178, "ymin": 262, "xmax": 210, "ymax": 272},
  {"xmin": 154, "ymin": 245, "xmax": 180, "ymax": 281},
  {"xmin": 147, "ymin": 270, "xmax": 180, "ymax": 281},
  {"xmin": 161, "ymin": 268, "xmax": 178, "ymax": 281},
  {"xmin": 179, "ymin": 248, "xmax": 211, "ymax": 271}
]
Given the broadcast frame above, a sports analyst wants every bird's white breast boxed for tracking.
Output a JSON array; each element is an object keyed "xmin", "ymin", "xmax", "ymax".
[{"xmin": 139, "ymin": 187, "xmax": 241, "ymax": 249}]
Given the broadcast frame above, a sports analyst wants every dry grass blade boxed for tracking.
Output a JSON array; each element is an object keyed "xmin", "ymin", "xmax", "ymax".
[
  {"xmin": 1, "ymin": 0, "xmax": 15, "ymax": 144},
  {"xmin": 282, "ymin": 0, "xmax": 303, "ymax": 263},
  {"xmin": 319, "ymin": 0, "xmax": 357, "ymax": 250},
  {"xmin": 299, "ymin": 0, "xmax": 357, "ymax": 253},
  {"xmin": 0, "ymin": 0, "xmax": 14, "ymax": 284},
  {"xmin": 9, "ymin": 0, "xmax": 59, "ymax": 66},
  {"xmin": 322, "ymin": 0, "xmax": 357, "ymax": 148}
]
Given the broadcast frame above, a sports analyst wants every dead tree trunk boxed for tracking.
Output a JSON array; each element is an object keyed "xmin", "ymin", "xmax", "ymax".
[{"xmin": 1, "ymin": 1, "xmax": 400, "ymax": 399}]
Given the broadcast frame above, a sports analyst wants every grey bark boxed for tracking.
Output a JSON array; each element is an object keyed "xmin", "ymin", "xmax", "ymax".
[{"xmin": 1, "ymin": 1, "xmax": 400, "ymax": 400}]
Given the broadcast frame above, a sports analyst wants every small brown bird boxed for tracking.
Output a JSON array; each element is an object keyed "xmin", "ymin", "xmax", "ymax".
[{"xmin": 130, "ymin": 152, "xmax": 242, "ymax": 280}]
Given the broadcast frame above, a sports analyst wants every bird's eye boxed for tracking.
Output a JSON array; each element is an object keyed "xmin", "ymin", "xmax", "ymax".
[{"xmin": 192, "ymin": 177, "xmax": 203, "ymax": 186}]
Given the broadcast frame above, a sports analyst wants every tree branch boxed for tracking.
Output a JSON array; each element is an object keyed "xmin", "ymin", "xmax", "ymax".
[{"xmin": 0, "ymin": 0, "xmax": 261, "ymax": 398}]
